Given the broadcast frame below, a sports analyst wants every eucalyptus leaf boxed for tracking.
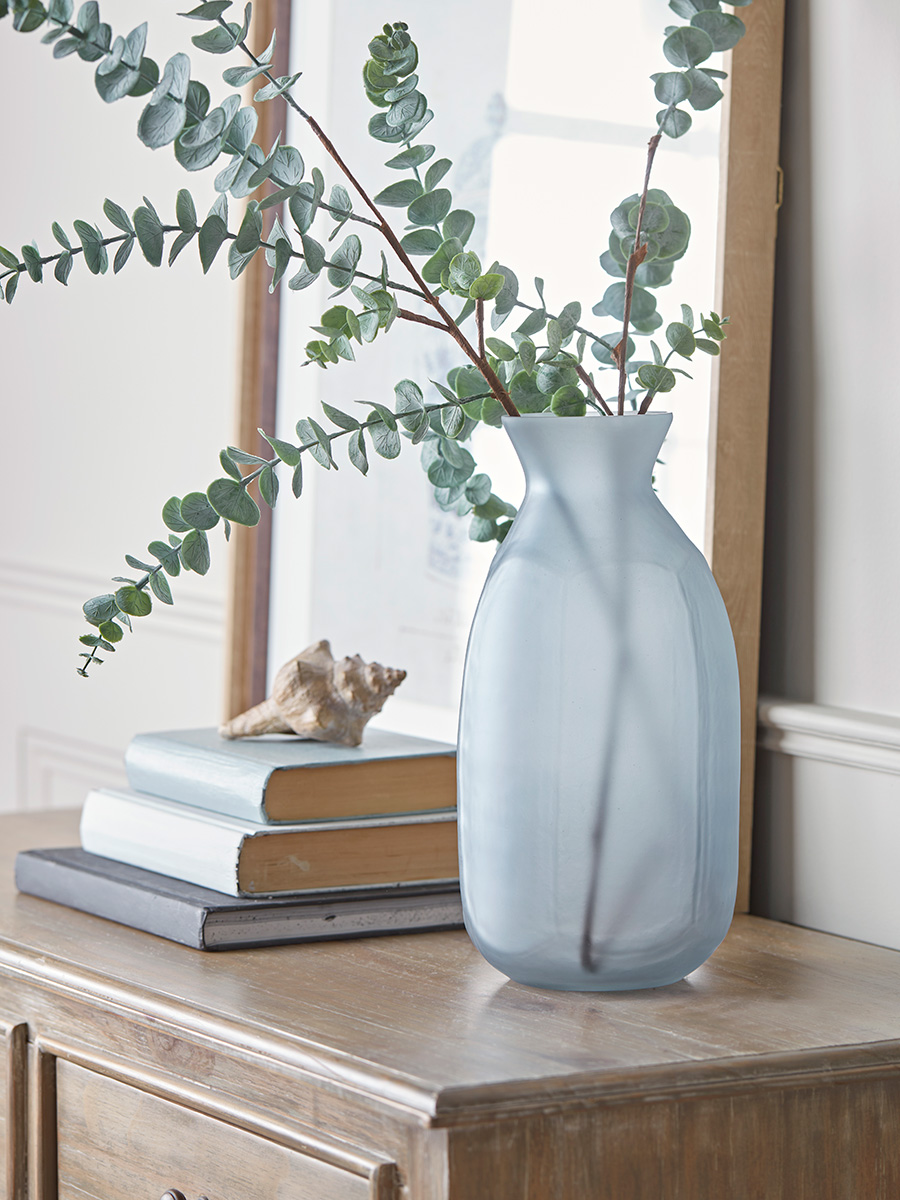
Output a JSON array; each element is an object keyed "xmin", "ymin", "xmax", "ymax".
[
  {"xmin": 180, "ymin": 491, "xmax": 220, "ymax": 530},
  {"xmin": 654, "ymin": 71, "xmax": 691, "ymax": 105},
  {"xmin": 442, "ymin": 209, "xmax": 475, "ymax": 245},
  {"xmin": 636, "ymin": 363, "xmax": 677, "ymax": 392},
  {"xmin": 373, "ymin": 179, "xmax": 423, "ymax": 207},
  {"xmin": 207, "ymin": 478, "xmax": 261, "ymax": 524},
  {"xmin": 326, "ymin": 233, "xmax": 361, "ymax": 293},
  {"xmin": 663, "ymin": 25, "xmax": 714, "ymax": 68},
  {"xmin": 347, "ymin": 429, "xmax": 368, "ymax": 474},
  {"xmin": 149, "ymin": 540, "xmax": 182, "ymax": 575},
  {"xmin": 133, "ymin": 205, "xmax": 163, "ymax": 266},
  {"xmin": 666, "ymin": 321, "xmax": 696, "ymax": 357},
  {"xmin": 180, "ymin": 529, "xmax": 211, "ymax": 574},
  {"xmin": 469, "ymin": 273, "xmax": 504, "ymax": 301},
  {"xmin": 690, "ymin": 10, "xmax": 746, "ymax": 51},
  {"xmin": 407, "ymin": 188, "xmax": 452, "ymax": 227},
  {"xmin": 162, "ymin": 496, "xmax": 190, "ymax": 533},
  {"xmin": 115, "ymin": 584, "xmax": 153, "ymax": 617},
  {"xmin": 684, "ymin": 66, "xmax": 724, "ymax": 111},
  {"xmin": 150, "ymin": 571, "xmax": 174, "ymax": 604},
  {"xmin": 198, "ymin": 214, "xmax": 228, "ymax": 273}
]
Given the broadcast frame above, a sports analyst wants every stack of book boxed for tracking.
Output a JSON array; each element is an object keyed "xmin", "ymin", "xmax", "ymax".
[{"xmin": 16, "ymin": 728, "xmax": 463, "ymax": 951}]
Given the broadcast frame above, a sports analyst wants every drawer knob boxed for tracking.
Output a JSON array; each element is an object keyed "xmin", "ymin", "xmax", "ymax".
[{"xmin": 161, "ymin": 1192, "xmax": 209, "ymax": 1200}]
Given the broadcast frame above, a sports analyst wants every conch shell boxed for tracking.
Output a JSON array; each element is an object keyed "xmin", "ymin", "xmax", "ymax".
[{"xmin": 219, "ymin": 640, "xmax": 407, "ymax": 746}]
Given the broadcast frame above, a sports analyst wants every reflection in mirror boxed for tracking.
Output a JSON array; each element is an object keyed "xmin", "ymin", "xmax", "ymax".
[{"xmin": 269, "ymin": 0, "xmax": 724, "ymax": 741}]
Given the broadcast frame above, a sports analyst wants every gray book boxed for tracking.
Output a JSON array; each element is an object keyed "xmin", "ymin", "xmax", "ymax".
[
  {"xmin": 125, "ymin": 726, "xmax": 457, "ymax": 823},
  {"xmin": 15, "ymin": 847, "xmax": 464, "ymax": 952}
]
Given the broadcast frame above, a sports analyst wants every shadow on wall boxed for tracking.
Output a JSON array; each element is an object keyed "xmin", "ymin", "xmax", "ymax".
[{"xmin": 752, "ymin": 0, "xmax": 814, "ymax": 914}]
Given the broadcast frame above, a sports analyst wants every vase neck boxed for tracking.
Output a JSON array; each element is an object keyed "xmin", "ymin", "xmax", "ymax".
[{"xmin": 502, "ymin": 413, "xmax": 672, "ymax": 503}]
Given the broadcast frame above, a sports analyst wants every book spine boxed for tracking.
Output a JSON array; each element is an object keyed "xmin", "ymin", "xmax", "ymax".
[
  {"xmin": 15, "ymin": 851, "xmax": 207, "ymax": 949},
  {"xmin": 125, "ymin": 734, "xmax": 269, "ymax": 821},
  {"xmin": 80, "ymin": 790, "xmax": 245, "ymax": 895}
]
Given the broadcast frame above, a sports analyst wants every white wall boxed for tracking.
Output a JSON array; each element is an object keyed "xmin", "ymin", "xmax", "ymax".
[
  {"xmin": 753, "ymin": 0, "xmax": 900, "ymax": 946},
  {"xmin": 0, "ymin": 5, "xmax": 242, "ymax": 810}
]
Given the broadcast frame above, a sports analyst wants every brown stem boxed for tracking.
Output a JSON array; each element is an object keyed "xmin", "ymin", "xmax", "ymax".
[
  {"xmin": 398, "ymin": 307, "xmax": 451, "ymax": 331},
  {"xmin": 575, "ymin": 364, "xmax": 613, "ymax": 417},
  {"xmin": 292, "ymin": 108, "xmax": 520, "ymax": 416},
  {"xmin": 617, "ymin": 132, "xmax": 662, "ymax": 416},
  {"xmin": 232, "ymin": 25, "xmax": 520, "ymax": 415},
  {"xmin": 476, "ymin": 298, "xmax": 485, "ymax": 359}
]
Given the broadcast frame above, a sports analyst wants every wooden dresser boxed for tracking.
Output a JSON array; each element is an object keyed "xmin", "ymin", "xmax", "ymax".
[{"xmin": 2, "ymin": 810, "xmax": 900, "ymax": 1200}]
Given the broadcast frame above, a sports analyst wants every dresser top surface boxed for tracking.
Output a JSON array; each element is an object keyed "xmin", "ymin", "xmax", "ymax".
[{"xmin": 3, "ymin": 809, "xmax": 900, "ymax": 1119}]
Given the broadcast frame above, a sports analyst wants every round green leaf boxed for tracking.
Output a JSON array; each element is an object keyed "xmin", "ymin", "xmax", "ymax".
[
  {"xmin": 550, "ymin": 386, "xmax": 586, "ymax": 417},
  {"xmin": 695, "ymin": 337, "xmax": 721, "ymax": 356},
  {"xmin": 443, "ymin": 209, "xmax": 475, "ymax": 245},
  {"xmin": 636, "ymin": 364, "xmax": 677, "ymax": 393},
  {"xmin": 509, "ymin": 371, "xmax": 548, "ymax": 413},
  {"xmin": 180, "ymin": 490, "xmax": 220, "ymax": 530},
  {"xmin": 180, "ymin": 529, "xmax": 211, "ymax": 575},
  {"xmin": 684, "ymin": 67, "xmax": 724, "ymax": 111},
  {"xmin": 98, "ymin": 620, "xmax": 124, "ymax": 644},
  {"xmin": 373, "ymin": 179, "xmax": 423, "ymax": 207},
  {"xmin": 469, "ymin": 273, "xmax": 505, "ymax": 301},
  {"xmin": 115, "ymin": 585, "xmax": 153, "ymax": 617},
  {"xmin": 654, "ymin": 208, "xmax": 691, "ymax": 260},
  {"xmin": 407, "ymin": 188, "xmax": 452, "ymax": 227},
  {"xmin": 83, "ymin": 594, "xmax": 119, "ymax": 627},
  {"xmin": 162, "ymin": 496, "xmax": 191, "ymax": 533},
  {"xmin": 653, "ymin": 71, "xmax": 691, "ymax": 105},
  {"xmin": 207, "ymin": 478, "xmax": 261, "ymax": 525},
  {"xmin": 690, "ymin": 10, "xmax": 746, "ymax": 51},
  {"xmin": 590, "ymin": 333, "xmax": 634, "ymax": 368},
  {"xmin": 599, "ymin": 282, "xmax": 658, "ymax": 324},
  {"xmin": 658, "ymin": 106, "xmax": 693, "ymax": 138},
  {"xmin": 663, "ymin": 26, "xmax": 714, "ymax": 68},
  {"xmin": 149, "ymin": 571, "xmax": 174, "ymax": 605},
  {"xmin": 536, "ymin": 364, "xmax": 578, "ymax": 395},
  {"xmin": 448, "ymin": 251, "xmax": 482, "ymax": 294},
  {"xmin": 628, "ymin": 201, "xmax": 669, "ymax": 234},
  {"xmin": 665, "ymin": 321, "xmax": 696, "ymax": 358},
  {"xmin": 400, "ymin": 228, "xmax": 442, "ymax": 256}
]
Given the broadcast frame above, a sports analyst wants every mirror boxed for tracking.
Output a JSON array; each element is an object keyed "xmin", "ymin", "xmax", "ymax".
[{"xmin": 232, "ymin": 0, "xmax": 785, "ymax": 909}]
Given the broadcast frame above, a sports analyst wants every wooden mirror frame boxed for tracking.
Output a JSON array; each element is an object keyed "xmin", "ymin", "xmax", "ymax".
[{"xmin": 225, "ymin": 0, "xmax": 786, "ymax": 914}]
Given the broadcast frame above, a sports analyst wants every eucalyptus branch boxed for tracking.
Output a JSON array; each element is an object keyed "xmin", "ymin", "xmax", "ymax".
[
  {"xmin": 397, "ymin": 308, "xmax": 450, "ymax": 332},
  {"xmin": 225, "ymin": 18, "xmax": 519, "ymax": 418},
  {"xmin": 77, "ymin": 385, "xmax": 507, "ymax": 674},
  {"xmin": 617, "ymin": 133, "xmax": 661, "ymax": 416},
  {"xmin": 575, "ymin": 364, "xmax": 613, "ymax": 417},
  {"xmin": 0, "ymin": 3, "xmax": 750, "ymax": 672}
]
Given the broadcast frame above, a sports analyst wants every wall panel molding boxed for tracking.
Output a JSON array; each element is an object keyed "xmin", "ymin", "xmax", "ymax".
[
  {"xmin": 758, "ymin": 695, "xmax": 900, "ymax": 777},
  {"xmin": 17, "ymin": 729, "xmax": 127, "ymax": 812},
  {"xmin": 0, "ymin": 560, "xmax": 223, "ymax": 643}
]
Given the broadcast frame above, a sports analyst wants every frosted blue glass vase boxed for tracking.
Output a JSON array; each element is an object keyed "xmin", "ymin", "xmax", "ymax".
[{"xmin": 457, "ymin": 412, "xmax": 740, "ymax": 991}]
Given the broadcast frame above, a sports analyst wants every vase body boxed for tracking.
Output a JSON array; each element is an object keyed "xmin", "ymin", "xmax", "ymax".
[{"xmin": 457, "ymin": 413, "xmax": 740, "ymax": 991}]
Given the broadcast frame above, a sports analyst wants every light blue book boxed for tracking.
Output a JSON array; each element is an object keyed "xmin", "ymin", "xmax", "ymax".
[{"xmin": 125, "ymin": 727, "xmax": 457, "ymax": 824}]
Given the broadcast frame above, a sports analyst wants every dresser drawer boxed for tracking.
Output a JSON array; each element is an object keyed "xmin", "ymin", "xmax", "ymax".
[
  {"xmin": 56, "ymin": 1061, "xmax": 380, "ymax": 1200},
  {"xmin": 2, "ymin": 1022, "xmax": 26, "ymax": 1200}
]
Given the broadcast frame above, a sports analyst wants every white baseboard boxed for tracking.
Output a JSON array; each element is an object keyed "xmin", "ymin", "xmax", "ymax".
[
  {"xmin": 757, "ymin": 695, "xmax": 900, "ymax": 776},
  {"xmin": 755, "ymin": 695, "xmax": 900, "ymax": 952}
]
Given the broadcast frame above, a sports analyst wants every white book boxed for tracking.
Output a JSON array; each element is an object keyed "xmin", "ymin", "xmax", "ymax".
[{"xmin": 80, "ymin": 789, "xmax": 459, "ymax": 898}]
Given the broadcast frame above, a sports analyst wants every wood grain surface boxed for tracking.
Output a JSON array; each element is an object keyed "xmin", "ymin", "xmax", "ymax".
[
  {"xmin": 4, "ymin": 1023, "xmax": 26, "ymax": 1200},
  {"xmin": 706, "ymin": 0, "xmax": 786, "ymax": 912},
  {"xmin": 224, "ymin": 0, "xmax": 294, "ymax": 721},
  {"xmin": 6, "ymin": 811, "xmax": 900, "ymax": 1198},
  {"xmin": 55, "ymin": 1061, "xmax": 375, "ymax": 1200},
  {"xmin": 5, "ymin": 811, "xmax": 900, "ymax": 1128}
]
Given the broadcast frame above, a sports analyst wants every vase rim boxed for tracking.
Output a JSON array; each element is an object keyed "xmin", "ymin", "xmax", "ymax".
[{"xmin": 501, "ymin": 411, "xmax": 672, "ymax": 424}]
